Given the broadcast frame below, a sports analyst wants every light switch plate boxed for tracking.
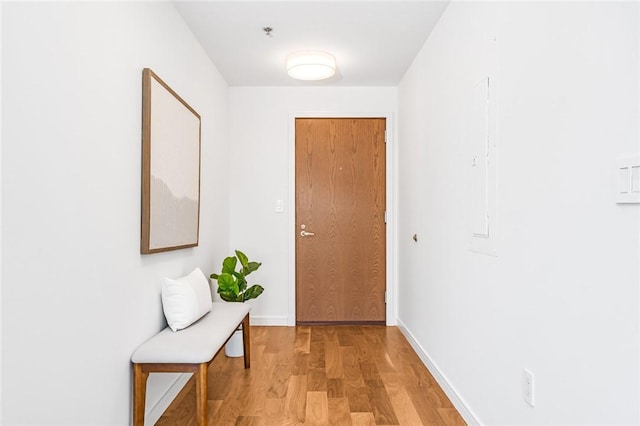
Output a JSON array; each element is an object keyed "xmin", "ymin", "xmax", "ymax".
[{"xmin": 616, "ymin": 155, "xmax": 640, "ymax": 204}]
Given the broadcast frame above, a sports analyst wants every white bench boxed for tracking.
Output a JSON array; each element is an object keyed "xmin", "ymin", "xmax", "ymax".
[{"xmin": 131, "ymin": 302, "xmax": 251, "ymax": 426}]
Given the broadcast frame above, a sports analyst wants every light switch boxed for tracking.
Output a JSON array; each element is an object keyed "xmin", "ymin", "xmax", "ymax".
[
  {"xmin": 619, "ymin": 167, "xmax": 630, "ymax": 193},
  {"xmin": 632, "ymin": 166, "xmax": 640, "ymax": 193},
  {"xmin": 275, "ymin": 199, "xmax": 284, "ymax": 213}
]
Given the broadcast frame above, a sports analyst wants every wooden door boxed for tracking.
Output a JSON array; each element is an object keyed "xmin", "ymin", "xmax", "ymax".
[{"xmin": 295, "ymin": 118, "xmax": 386, "ymax": 324}]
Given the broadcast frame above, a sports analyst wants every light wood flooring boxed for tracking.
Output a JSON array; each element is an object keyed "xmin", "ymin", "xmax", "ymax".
[{"xmin": 157, "ymin": 326, "xmax": 466, "ymax": 425}]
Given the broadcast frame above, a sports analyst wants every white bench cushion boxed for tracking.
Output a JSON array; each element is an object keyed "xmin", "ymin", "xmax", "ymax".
[{"xmin": 131, "ymin": 302, "xmax": 250, "ymax": 364}]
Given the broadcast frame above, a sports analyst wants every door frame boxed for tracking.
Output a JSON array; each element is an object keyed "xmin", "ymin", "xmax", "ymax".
[{"xmin": 287, "ymin": 112, "xmax": 397, "ymax": 326}]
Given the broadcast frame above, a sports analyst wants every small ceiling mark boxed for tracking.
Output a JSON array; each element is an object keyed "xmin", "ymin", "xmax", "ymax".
[{"xmin": 263, "ymin": 27, "xmax": 273, "ymax": 38}]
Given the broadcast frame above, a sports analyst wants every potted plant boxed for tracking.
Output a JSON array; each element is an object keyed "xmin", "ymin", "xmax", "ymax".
[{"xmin": 210, "ymin": 250, "xmax": 264, "ymax": 356}]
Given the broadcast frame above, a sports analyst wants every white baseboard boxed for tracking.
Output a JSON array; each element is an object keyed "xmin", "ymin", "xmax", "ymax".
[
  {"xmin": 397, "ymin": 319, "xmax": 482, "ymax": 426},
  {"xmin": 250, "ymin": 315, "xmax": 289, "ymax": 326},
  {"xmin": 145, "ymin": 373, "xmax": 191, "ymax": 426}
]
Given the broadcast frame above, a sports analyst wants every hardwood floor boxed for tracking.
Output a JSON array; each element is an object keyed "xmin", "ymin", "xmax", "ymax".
[{"xmin": 156, "ymin": 326, "xmax": 466, "ymax": 426}]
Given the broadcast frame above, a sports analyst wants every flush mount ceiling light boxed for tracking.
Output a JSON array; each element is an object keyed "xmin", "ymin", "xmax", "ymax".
[{"xmin": 286, "ymin": 51, "xmax": 336, "ymax": 81}]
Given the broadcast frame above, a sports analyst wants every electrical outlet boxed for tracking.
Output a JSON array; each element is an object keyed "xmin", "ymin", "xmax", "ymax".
[{"xmin": 523, "ymin": 369, "xmax": 535, "ymax": 407}]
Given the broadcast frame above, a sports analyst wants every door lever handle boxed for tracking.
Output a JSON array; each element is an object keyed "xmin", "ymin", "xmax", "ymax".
[{"xmin": 300, "ymin": 230, "xmax": 316, "ymax": 237}]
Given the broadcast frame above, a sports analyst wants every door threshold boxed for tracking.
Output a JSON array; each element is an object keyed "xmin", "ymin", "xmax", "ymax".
[{"xmin": 296, "ymin": 321, "xmax": 386, "ymax": 326}]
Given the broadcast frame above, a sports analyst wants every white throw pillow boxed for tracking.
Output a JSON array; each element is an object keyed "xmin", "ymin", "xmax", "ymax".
[{"xmin": 161, "ymin": 267, "xmax": 213, "ymax": 332}]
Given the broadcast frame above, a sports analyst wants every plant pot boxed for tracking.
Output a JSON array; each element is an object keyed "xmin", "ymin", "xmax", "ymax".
[{"xmin": 225, "ymin": 329, "xmax": 244, "ymax": 357}]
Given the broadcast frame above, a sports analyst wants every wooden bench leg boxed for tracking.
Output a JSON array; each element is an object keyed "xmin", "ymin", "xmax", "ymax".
[
  {"xmin": 242, "ymin": 314, "xmax": 251, "ymax": 369},
  {"xmin": 195, "ymin": 363, "xmax": 208, "ymax": 426},
  {"xmin": 133, "ymin": 364, "xmax": 149, "ymax": 426}
]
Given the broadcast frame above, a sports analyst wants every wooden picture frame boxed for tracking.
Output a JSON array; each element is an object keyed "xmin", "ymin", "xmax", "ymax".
[{"xmin": 141, "ymin": 68, "xmax": 201, "ymax": 254}]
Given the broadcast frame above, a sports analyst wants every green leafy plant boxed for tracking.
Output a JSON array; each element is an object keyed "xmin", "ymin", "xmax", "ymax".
[{"xmin": 210, "ymin": 250, "xmax": 264, "ymax": 302}]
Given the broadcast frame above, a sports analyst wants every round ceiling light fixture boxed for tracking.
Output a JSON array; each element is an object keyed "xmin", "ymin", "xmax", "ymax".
[{"xmin": 286, "ymin": 50, "xmax": 336, "ymax": 81}]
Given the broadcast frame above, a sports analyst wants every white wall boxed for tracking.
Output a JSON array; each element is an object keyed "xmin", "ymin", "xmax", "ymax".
[
  {"xmin": 229, "ymin": 87, "xmax": 397, "ymax": 325},
  {"xmin": 2, "ymin": 2, "xmax": 229, "ymax": 424},
  {"xmin": 398, "ymin": 2, "xmax": 639, "ymax": 425}
]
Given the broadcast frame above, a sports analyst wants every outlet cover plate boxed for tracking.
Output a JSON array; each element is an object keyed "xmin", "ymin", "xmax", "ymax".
[{"xmin": 523, "ymin": 369, "xmax": 535, "ymax": 407}]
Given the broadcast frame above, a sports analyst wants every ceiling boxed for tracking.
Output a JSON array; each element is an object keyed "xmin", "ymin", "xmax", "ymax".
[{"xmin": 173, "ymin": 1, "xmax": 450, "ymax": 87}]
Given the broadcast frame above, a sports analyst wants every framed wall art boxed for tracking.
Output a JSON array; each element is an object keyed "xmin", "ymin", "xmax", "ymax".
[{"xmin": 141, "ymin": 68, "xmax": 201, "ymax": 254}]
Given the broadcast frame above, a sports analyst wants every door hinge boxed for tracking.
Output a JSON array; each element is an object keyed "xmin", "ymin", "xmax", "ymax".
[
  {"xmin": 384, "ymin": 291, "xmax": 387, "ymax": 304},
  {"xmin": 384, "ymin": 129, "xmax": 388, "ymax": 143},
  {"xmin": 384, "ymin": 211, "xmax": 388, "ymax": 223}
]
